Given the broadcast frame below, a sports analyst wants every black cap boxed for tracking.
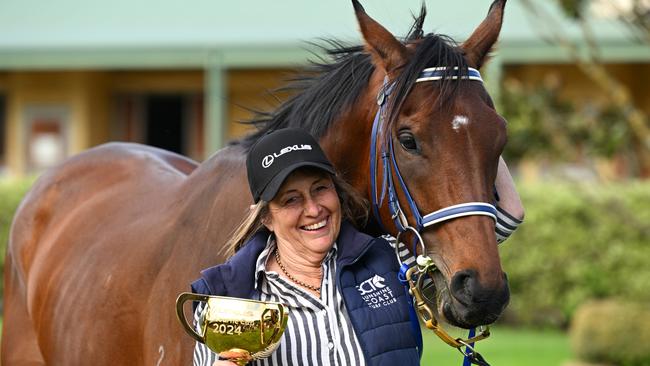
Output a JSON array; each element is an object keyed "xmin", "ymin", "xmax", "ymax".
[{"xmin": 246, "ymin": 128, "xmax": 335, "ymax": 203}]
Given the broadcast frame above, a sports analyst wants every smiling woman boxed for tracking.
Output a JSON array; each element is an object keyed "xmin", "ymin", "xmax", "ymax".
[{"xmin": 189, "ymin": 128, "xmax": 423, "ymax": 366}]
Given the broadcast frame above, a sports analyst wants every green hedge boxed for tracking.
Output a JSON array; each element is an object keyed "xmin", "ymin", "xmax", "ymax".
[
  {"xmin": 0, "ymin": 177, "xmax": 35, "ymax": 307},
  {"xmin": 500, "ymin": 181, "xmax": 650, "ymax": 328},
  {"xmin": 1, "ymin": 178, "xmax": 649, "ymax": 329},
  {"xmin": 571, "ymin": 300, "xmax": 650, "ymax": 366}
]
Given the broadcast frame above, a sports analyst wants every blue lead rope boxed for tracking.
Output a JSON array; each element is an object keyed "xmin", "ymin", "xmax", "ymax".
[
  {"xmin": 398, "ymin": 263, "xmax": 423, "ymax": 359},
  {"xmin": 463, "ymin": 327, "xmax": 477, "ymax": 366}
]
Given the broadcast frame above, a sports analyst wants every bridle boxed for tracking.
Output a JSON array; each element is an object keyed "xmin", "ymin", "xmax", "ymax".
[
  {"xmin": 368, "ymin": 66, "xmax": 496, "ymax": 366},
  {"xmin": 369, "ymin": 66, "xmax": 497, "ymax": 235}
]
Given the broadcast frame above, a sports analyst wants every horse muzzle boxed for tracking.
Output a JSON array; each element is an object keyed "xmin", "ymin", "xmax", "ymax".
[{"xmin": 435, "ymin": 269, "xmax": 510, "ymax": 328}]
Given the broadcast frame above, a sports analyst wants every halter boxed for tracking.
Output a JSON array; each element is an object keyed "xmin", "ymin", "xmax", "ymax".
[
  {"xmin": 369, "ymin": 66, "xmax": 497, "ymax": 235},
  {"xmin": 369, "ymin": 66, "xmax": 496, "ymax": 366}
]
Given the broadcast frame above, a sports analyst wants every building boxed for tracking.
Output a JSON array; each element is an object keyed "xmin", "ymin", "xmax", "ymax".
[{"xmin": 0, "ymin": 0, "xmax": 649, "ymax": 175}]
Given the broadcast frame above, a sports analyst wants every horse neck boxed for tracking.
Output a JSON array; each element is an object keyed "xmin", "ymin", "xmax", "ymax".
[
  {"xmin": 172, "ymin": 145, "xmax": 250, "ymax": 259},
  {"xmin": 318, "ymin": 83, "xmax": 379, "ymax": 199},
  {"xmin": 181, "ymin": 145, "xmax": 249, "ymax": 212}
]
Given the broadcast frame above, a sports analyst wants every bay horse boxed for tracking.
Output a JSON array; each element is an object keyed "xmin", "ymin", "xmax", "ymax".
[{"xmin": 2, "ymin": 0, "xmax": 510, "ymax": 364}]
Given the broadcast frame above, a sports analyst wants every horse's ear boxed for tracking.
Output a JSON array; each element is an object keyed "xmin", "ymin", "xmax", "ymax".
[
  {"xmin": 352, "ymin": 0, "xmax": 407, "ymax": 75},
  {"xmin": 461, "ymin": 0, "xmax": 507, "ymax": 69}
]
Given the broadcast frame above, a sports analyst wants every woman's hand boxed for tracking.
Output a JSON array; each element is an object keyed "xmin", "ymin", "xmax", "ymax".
[{"xmin": 212, "ymin": 361, "xmax": 239, "ymax": 366}]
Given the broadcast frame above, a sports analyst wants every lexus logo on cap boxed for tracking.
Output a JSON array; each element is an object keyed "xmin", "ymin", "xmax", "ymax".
[
  {"xmin": 261, "ymin": 144, "xmax": 312, "ymax": 169},
  {"xmin": 262, "ymin": 155, "xmax": 274, "ymax": 168}
]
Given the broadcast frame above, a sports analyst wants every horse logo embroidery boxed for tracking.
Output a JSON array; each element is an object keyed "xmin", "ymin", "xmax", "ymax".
[{"xmin": 371, "ymin": 274, "xmax": 386, "ymax": 289}]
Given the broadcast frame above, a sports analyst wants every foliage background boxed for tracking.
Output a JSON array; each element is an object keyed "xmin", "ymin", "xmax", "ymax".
[
  {"xmin": 0, "ymin": 178, "xmax": 35, "ymax": 310},
  {"xmin": 499, "ymin": 181, "xmax": 650, "ymax": 328}
]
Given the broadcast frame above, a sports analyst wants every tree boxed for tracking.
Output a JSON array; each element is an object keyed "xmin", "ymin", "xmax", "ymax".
[{"xmin": 512, "ymin": 0, "xmax": 650, "ymax": 177}]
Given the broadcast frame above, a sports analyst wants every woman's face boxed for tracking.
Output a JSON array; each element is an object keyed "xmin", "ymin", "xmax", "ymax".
[{"xmin": 264, "ymin": 169, "xmax": 341, "ymax": 257}]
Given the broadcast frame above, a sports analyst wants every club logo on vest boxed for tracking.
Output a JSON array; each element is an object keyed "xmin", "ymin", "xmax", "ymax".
[
  {"xmin": 261, "ymin": 144, "xmax": 313, "ymax": 168},
  {"xmin": 356, "ymin": 274, "xmax": 397, "ymax": 309}
]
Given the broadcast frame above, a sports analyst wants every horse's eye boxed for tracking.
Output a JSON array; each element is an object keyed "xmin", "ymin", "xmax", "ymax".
[{"xmin": 398, "ymin": 131, "xmax": 419, "ymax": 153}]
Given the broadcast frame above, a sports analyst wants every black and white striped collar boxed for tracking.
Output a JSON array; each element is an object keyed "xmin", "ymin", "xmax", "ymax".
[{"xmin": 254, "ymin": 234, "xmax": 338, "ymax": 292}]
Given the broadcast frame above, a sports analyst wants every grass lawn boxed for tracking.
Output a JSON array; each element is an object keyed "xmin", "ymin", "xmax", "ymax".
[
  {"xmin": 0, "ymin": 318, "xmax": 571, "ymax": 365},
  {"xmin": 421, "ymin": 326, "xmax": 572, "ymax": 366}
]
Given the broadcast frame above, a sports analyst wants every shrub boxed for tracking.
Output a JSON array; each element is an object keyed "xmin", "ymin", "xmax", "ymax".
[
  {"xmin": 570, "ymin": 300, "xmax": 650, "ymax": 366},
  {"xmin": 0, "ymin": 177, "xmax": 35, "ymax": 307},
  {"xmin": 500, "ymin": 77, "xmax": 633, "ymax": 170},
  {"xmin": 499, "ymin": 181, "xmax": 650, "ymax": 328}
]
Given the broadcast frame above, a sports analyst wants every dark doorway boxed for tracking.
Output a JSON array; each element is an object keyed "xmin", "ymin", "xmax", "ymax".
[{"xmin": 146, "ymin": 95, "xmax": 184, "ymax": 154}]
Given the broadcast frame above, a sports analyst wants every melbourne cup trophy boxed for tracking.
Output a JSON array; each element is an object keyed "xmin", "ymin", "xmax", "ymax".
[{"xmin": 176, "ymin": 293, "xmax": 289, "ymax": 366}]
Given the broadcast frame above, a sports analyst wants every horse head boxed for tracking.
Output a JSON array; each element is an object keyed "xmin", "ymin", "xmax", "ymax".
[{"xmin": 352, "ymin": 0, "xmax": 509, "ymax": 329}]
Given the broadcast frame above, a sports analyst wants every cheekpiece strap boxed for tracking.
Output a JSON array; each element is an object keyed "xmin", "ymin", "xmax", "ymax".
[{"xmin": 370, "ymin": 76, "xmax": 393, "ymax": 232}]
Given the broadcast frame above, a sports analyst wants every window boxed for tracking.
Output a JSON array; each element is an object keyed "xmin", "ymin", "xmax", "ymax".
[{"xmin": 23, "ymin": 105, "xmax": 69, "ymax": 173}]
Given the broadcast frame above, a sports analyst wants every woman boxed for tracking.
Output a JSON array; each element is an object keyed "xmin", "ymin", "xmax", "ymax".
[{"xmin": 190, "ymin": 128, "xmax": 523, "ymax": 366}]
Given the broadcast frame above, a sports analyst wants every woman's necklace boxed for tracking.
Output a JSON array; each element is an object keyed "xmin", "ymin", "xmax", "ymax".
[{"xmin": 274, "ymin": 249, "xmax": 321, "ymax": 295}]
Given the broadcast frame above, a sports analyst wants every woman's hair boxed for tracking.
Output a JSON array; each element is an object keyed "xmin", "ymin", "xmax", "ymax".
[
  {"xmin": 223, "ymin": 169, "xmax": 369, "ymax": 256},
  {"xmin": 222, "ymin": 201, "xmax": 270, "ymax": 256}
]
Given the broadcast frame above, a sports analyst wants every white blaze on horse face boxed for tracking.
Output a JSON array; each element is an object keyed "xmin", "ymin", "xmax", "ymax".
[{"xmin": 452, "ymin": 115, "xmax": 470, "ymax": 132}]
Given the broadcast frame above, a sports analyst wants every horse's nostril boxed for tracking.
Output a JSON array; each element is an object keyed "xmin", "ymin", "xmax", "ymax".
[
  {"xmin": 449, "ymin": 270, "xmax": 477, "ymax": 306},
  {"xmin": 447, "ymin": 270, "xmax": 511, "ymax": 326}
]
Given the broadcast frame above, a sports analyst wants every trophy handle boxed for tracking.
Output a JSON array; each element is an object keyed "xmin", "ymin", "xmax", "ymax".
[
  {"xmin": 176, "ymin": 292, "xmax": 210, "ymax": 343},
  {"xmin": 260, "ymin": 306, "xmax": 283, "ymax": 345}
]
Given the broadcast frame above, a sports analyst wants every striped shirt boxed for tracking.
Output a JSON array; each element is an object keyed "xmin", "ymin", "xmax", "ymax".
[{"xmin": 192, "ymin": 240, "xmax": 366, "ymax": 366}]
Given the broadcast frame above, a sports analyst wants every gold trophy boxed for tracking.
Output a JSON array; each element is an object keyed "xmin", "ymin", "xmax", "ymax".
[{"xmin": 176, "ymin": 293, "xmax": 289, "ymax": 365}]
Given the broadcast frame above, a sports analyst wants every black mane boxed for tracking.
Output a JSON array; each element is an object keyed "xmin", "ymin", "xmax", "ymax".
[{"xmin": 233, "ymin": 8, "xmax": 468, "ymax": 150}]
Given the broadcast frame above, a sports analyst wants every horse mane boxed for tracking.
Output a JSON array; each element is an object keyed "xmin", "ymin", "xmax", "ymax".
[{"xmin": 233, "ymin": 6, "xmax": 468, "ymax": 150}]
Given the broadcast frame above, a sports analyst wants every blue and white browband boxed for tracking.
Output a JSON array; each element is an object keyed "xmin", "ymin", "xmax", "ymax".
[{"xmin": 416, "ymin": 67, "xmax": 483, "ymax": 83}]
